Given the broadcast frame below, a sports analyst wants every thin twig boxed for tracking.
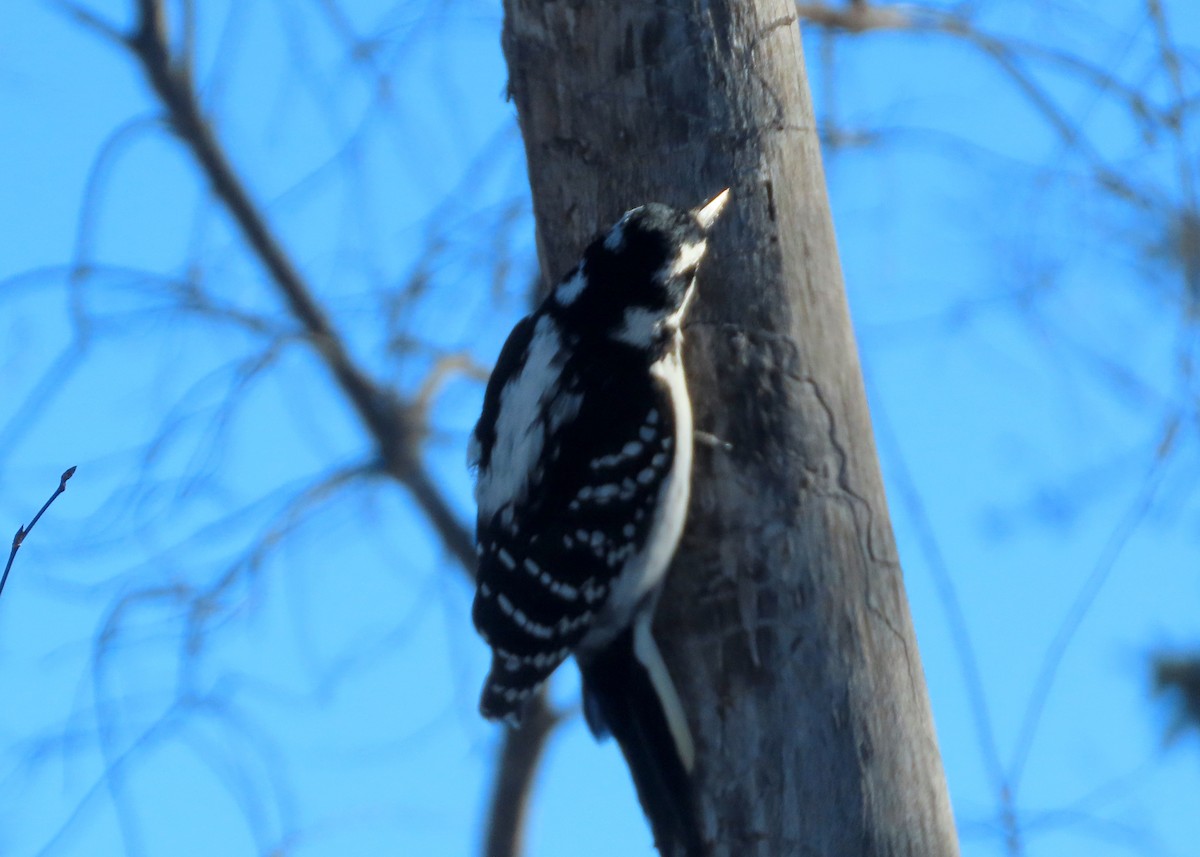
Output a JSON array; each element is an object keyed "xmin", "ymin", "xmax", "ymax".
[
  {"xmin": 797, "ymin": 2, "xmax": 1153, "ymax": 208},
  {"xmin": 1, "ymin": 466, "xmax": 77, "ymax": 601},
  {"xmin": 113, "ymin": 0, "xmax": 476, "ymax": 568},
  {"xmin": 48, "ymin": 1, "xmax": 124, "ymax": 44},
  {"xmin": 795, "ymin": 1, "xmax": 910, "ymax": 33}
]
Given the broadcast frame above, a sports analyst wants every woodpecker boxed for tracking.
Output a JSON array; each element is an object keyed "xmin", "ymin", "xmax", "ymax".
[{"xmin": 469, "ymin": 189, "xmax": 729, "ymax": 853}]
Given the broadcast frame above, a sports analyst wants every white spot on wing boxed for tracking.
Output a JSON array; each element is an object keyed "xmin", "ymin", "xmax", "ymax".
[
  {"xmin": 582, "ymin": 580, "xmax": 607, "ymax": 604},
  {"xmin": 594, "ymin": 483, "xmax": 619, "ymax": 502},
  {"xmin": 620, "ymin": 478, "xmax": 637, "ymax": 500},
  {"xmin": 612, "ymin": 307, "xmax": 660, "ymax": 347}
]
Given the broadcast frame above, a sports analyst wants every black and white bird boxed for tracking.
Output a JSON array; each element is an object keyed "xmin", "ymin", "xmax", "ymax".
[{"xmin": 469, "ymin": 189, "xmax": 729, "ymax": 851}]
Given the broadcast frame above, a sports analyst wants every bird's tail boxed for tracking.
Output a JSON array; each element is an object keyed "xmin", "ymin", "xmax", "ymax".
[{"xmin": 579, "ymin": 617, "xmax": 703, "ymax": 856}]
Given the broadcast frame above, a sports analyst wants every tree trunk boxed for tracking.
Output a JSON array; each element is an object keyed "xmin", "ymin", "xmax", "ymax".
[{"xmin": 501, "ymin": 1, "xmax": 960, "ymax": 854}]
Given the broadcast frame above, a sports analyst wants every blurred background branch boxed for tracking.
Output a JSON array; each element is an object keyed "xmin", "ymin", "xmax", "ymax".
[{"xmin": 1, "ymin": 0, "xmax": 1198, "ymax": 855}]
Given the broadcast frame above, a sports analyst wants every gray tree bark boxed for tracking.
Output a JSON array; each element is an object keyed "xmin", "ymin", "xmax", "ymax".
[{"xmin": 501, "ymin": 1, "xmax": 959, "ymax": 855}]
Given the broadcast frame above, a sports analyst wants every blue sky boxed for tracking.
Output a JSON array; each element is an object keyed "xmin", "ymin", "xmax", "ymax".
[{"xmin": 1, "ymin": 1, "xmax": 1198, "ymax": 856}]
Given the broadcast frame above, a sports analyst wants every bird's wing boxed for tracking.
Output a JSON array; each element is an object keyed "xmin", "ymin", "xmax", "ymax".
[{"xmin": 472, "ymin": 350, "xmax": 676, "ymax": 722}]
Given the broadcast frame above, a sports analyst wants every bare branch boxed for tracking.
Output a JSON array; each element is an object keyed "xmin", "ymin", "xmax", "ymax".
[
  {"xmin": 869, "ymin": 387, "xmax": 1019, "ymax": 850},
  {"xmin": 413, "ymin": 354, "xmax": 492, "ymax": 417},
  {"xmin": 37, "ymin": 7, "xmax": 579, "ymax": 856},
  {"xmin": 1, "ymin": 466, "xmax": 77, "ymax": 601},
  {"xmin": 400, "ymin": 466, "xmax": 476, "ymax": 572},
  {"xmin": 107, "ymin": 0, "xmax": 473, "ymax": 570},
  {"xmin": 798, "ymin": 3, "xmax": 1155, "ymax": 206},
  {"xmin": 1008, "ymin": 415, "xmax": 1181, "ymax": 789},
  {"xmin": 33, "ymin": 702, "xmax": 182, "ymax": 857},
  {"xmin": 481, "ymin": 689, "xmax": 562, "ymax": 857},
  {"xmin": 1153, "ymin": 653, "xmax": 1200, "ymax": 742},
  {"xmin": 64, "ymin": 6, "xmax": 549, "ymax": 854},
  {"xmin": 795, "ymin": 1, "xmax": 911, "ymax": 32},
  {"xmin": 48, "ymin": 1, "xmax": 124, "ymax": 44}
]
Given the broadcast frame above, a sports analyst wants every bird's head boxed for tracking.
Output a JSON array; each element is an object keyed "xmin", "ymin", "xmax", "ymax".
[{"xmin": 551, "ymin": 189, "xmax": 731, "ymax": 349}]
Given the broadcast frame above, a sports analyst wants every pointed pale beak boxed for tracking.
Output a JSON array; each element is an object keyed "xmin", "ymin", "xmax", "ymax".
[{"xmin": 693, "ymin": 188, "xmax": 731, "ymax": 231}]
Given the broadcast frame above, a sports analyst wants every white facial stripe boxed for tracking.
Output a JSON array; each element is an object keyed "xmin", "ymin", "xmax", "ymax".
[
  {"xmin": 664, "ymin": 283, "xmax": 696, "ymax": 331},
  {"xmin": 668, "ymin": 240, "xmax": 707, "ymax": 277}
]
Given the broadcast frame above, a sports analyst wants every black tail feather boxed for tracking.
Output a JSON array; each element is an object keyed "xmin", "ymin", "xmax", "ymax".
[{"xmin": 579, "ymin": 625, "xmax": 703, "ymax": 856}]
